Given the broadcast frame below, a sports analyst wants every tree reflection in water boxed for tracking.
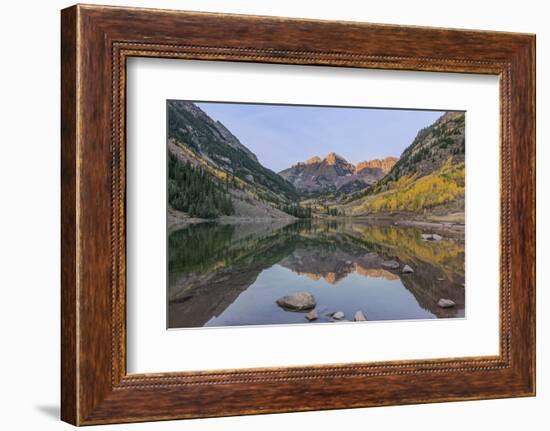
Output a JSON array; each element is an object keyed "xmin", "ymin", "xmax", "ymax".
[{"xmin": 168, "ymin": 219, "xmax": 465, "ymax": 328}]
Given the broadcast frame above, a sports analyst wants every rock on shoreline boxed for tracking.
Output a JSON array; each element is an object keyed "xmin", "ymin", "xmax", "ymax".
[{"xmin": 421, "ymin": 233, "xmax": 443, "ymax": 241}]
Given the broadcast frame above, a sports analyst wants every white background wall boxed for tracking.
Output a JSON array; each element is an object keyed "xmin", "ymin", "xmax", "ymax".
[{"xmin": 0, "ymin": 0, "xmax": 546, "ymax": 429}]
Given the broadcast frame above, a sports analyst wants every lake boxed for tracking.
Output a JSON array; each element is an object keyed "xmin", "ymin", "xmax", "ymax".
[{"xmin": 168, "ymin": 219, "xmax": 465, "ymax": 328}]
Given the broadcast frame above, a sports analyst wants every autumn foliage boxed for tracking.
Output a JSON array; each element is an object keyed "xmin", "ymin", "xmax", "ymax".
[{"xmin": 355, "ymin": 158, "xmax": 464, "ymax": 214}]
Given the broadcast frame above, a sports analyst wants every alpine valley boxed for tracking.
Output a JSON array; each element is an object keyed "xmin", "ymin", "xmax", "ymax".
[
  {"xmin": 167, "ymin": 101, "xmax": 465, "ymax": 227},
  {"xmin": 167, "ymin": 101, "xmax": 466, "ymax": 328}
]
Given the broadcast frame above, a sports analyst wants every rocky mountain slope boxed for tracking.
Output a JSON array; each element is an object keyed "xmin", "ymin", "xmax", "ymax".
[
  {"xmin": 374, "ymin": 112, "xmax": 465, "ymax": 190},
  {"xmin": 344, "ymin": 112, "xmax": 466, "ymax": 216},
  {"xmin": 168, "ymin": 101, "xmax": 297, "ymax": 201},
  {"xmin": 356, "ymin": 157, "xmax": 399, "ymax": 174},
  {"xmin": 168, "ymin": 101, "xmax": 299, "ymax": 221},
  {"xmin": 279, "ymin": 153, "xmax": 397, "ymax": 193}
]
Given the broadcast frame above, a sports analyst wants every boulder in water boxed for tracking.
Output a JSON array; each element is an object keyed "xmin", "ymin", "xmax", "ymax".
[
  {"xmin": 437, "ymin": 298, "xmax": 456, "ymax": 308},
  {"xmin": 332, "ymin": 311, "xmax": 345, "ymax": 320},
  {"xmin": 402, "ymin": 265, "xmax": 414, "ymax": 273},
  {"xmin": 381, "ymin": 260, "xmax": 400, "ymax": 270},
  {"xmin": 354, "ymin": 311, "xmax": 367, "ymax": 321},
  {"xmin": 305, "ymin": 309, "xmax": 318, "ymax": 321},
  {"xmin": 276, "ymin": 292, "xmax": 316, "ymax": 311}
]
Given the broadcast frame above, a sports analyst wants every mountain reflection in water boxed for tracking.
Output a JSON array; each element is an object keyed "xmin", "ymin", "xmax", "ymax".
[{"xmin": 168, "ymin": 219, "xmax": 465, "ymax": 328}]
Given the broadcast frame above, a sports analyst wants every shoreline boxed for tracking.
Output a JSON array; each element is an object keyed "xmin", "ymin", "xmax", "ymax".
[
  {"xmin": 167, "ymin": 208, "xmax": 299, "ymax": 233},
  {"xmin": 168, "ymin": 210, "xmax": 465, "ymax": 236}
]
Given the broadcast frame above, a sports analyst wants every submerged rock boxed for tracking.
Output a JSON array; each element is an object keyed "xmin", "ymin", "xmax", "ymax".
[
  {"xmin": 381, "ymin": 260, "xmax": 400, "ymax": 270},
  {"xmin": 305, "ymin": 309, "xmax": 318, "ymax": 321},
  {"xmin": 332, "ymin": 311, "xmax": 345, "ymax": 320},
  {"xmin": 402, "ymin": 265, "xmax": 414, "ymax": 273},
  {"xmin": 276, "ymin": 292, "xmax": 316, "ymax": 311},
  {"xmin": 354, "ymin": 311, "xmax": 367, "ymax": 321},
  {"xmin": 421, "ymin": 233, "xmax": 443, "ymax": 241},
  {"xmin": 437, "ymin": 298, "xmax": 456, "ymax": 308}
]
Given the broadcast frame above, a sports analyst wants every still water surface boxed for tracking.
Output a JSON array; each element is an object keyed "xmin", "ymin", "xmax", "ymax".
[{"xmin": 168, "ymin": 220, "xmax": 465, "ymax": 328}]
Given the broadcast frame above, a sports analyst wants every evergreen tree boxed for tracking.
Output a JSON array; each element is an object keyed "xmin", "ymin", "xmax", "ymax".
[
  {"xmin": 168, "ymin": 153, "xmax": 234, "ymax": 219},
  {"xmin": 279, "ymin": 202, "xmax": 313, "ymax": 219}
]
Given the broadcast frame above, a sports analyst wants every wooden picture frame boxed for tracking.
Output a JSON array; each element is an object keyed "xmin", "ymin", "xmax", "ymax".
[{"xmin": 61, "ymin": 4, "xmax": 535, "ymax": 425}]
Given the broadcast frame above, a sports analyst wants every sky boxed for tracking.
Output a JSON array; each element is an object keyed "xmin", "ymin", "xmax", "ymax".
[{"xmin": 196, "ymin": 102, "xmax": 447, "ymax": 173}]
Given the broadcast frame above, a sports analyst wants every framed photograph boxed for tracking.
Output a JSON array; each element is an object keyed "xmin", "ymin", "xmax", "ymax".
[{"xmin": 61, "ymin": 4, "xmax": 536, "ymax": 425}]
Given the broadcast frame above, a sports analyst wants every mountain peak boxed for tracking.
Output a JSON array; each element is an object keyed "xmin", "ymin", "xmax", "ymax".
[
  {"xmin": 305, "ymin": 156, "xmax": 322, "ymax": 165},
  {"xmin": 324, "ymin": 152, "xmax": 348, "ymax": 165},
  {"xmin": 355, "ymin": 157, "xmax": 398, "ymax": 174},
  {"xmin": 280, "ymin": 153, "xmax": 397, "ymax": 193}
]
